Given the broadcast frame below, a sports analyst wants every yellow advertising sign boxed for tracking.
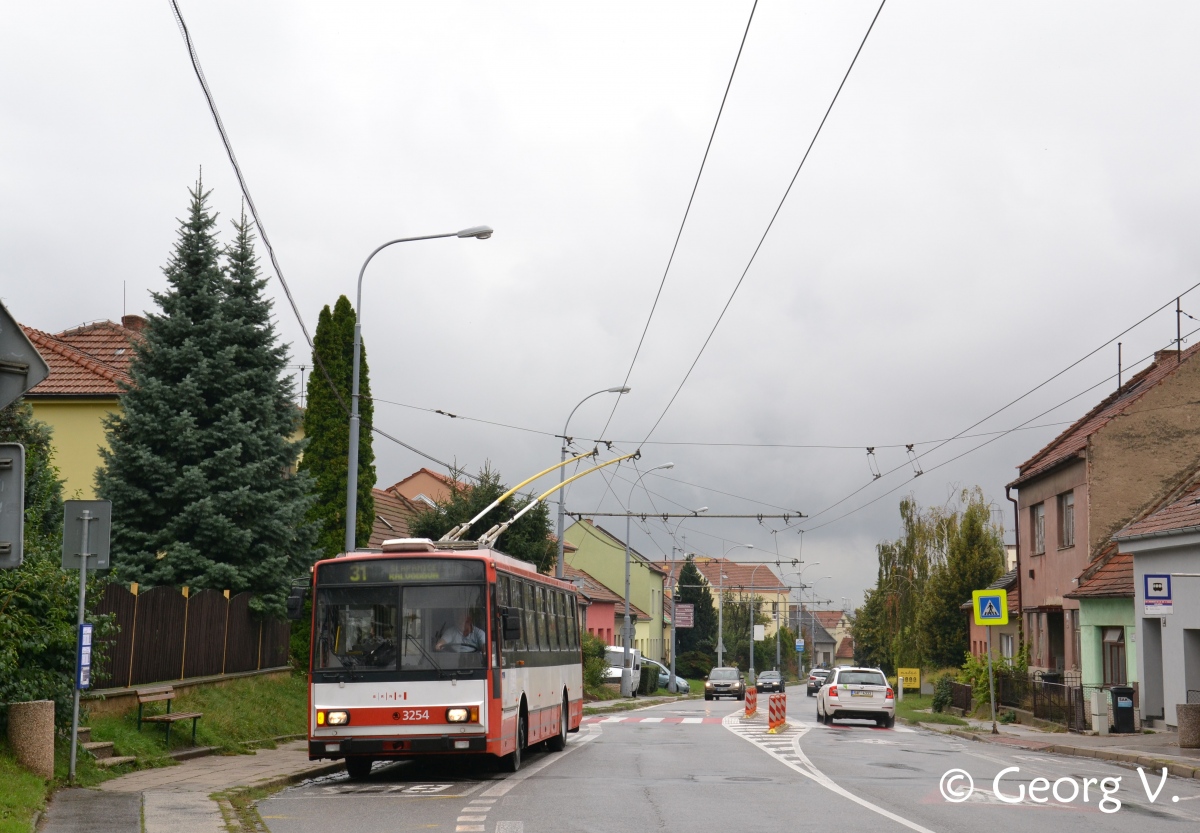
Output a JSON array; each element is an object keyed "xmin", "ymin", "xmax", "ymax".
[
  {"xmin": 896, "ymin": 668, "xmax": 921, "ymax": 691},
  {"xmin": 972, "ymin": 588, "xmax": 1009, "ymax": 626}
]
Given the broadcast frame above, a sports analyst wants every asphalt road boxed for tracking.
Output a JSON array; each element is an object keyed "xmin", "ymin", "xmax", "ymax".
[{"xmin": 261, "ymin": 685, "xmax": 1200, "ymax": 832}]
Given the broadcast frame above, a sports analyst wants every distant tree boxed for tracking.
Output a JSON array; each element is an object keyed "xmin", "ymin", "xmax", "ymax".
[
  {"xmin": 409, "ymin": 463, "xmax": 556, "ymax": 571},
  {"xmin": 97, "ymin": 184, "xmax": 316, "ymax": 615},
  {"xmin": 674, "ymin": 556, "xmax": 716, "ymax": 655},
  {"xmin": 722, "ymin": 592, "xmax": 771, "ymax": 671},
  {"xmin": 851, "ymin": 588, "xmax": 891, "ymax": 671},
  {"xmin": 299, "ymin": 295, "xmax": 375, "ymax": 559},
  {"xmin": 917, "ymin": 489, "xmax": 1005, "ymax": 668}
]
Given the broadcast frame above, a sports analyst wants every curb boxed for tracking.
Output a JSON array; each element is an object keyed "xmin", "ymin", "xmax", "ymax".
[
  {"xmin": 214, "ymin": 760, "xmax": 347, "ymax": 833},
  {"xmin": 931, "ymin": 725, "xmax": 1200, "ymax": 781}
]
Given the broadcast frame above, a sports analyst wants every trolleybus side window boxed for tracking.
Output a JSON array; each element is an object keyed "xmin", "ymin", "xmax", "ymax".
[
  {"xmin": 557, "ymin": 592, "xmax": 570, "ymax": 650},
  {"xmin": 537, "ymin": 587, "xmax": 551, "ymax": 650},
  {"xmin": 522, "ymin": 581, "xmax": 538, "ymax": 651},
  {"xmin": 569, "ymin": 596, "xmax": 579, "ymax": 649},
  {"xmin": 546, "ymin": 588, "xmax": 560, "ymax": 649}
]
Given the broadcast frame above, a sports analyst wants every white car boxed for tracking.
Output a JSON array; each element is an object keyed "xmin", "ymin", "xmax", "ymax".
[{"xmin": 816, "ymin": 666, "xmax": 895, "ymax": 728}]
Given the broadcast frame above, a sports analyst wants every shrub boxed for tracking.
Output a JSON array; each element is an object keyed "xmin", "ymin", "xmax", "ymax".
[
  {"xmin": 675, "ymin": 650, "xmax": 713, "ymax": 680},
  {"xmin": 581, "ymin": 631, "xmax": 608, "ymax": 691},
  {"xmin": 931, "ymin": 676, "xmax": 954, "ymax": 713}
]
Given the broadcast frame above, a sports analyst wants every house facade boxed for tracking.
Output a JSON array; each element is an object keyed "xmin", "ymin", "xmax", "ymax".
[
  {"xmin": 1008, "ymin": 345, "xmax": 1200, "ymax": 678},
  {"xmin": 564, "ymin": 520, "xmax": 668, "ymax": 662},
  {"xmin": 685, "ymin": 557, "xmax": 789, "ymax": 638},
  {"xmin": 22, "ymin": 317, "xmax": 144, "ymax": 499},
  {"xmin": 388, "ymin": 467, "xmax": 465, "ymax": 507},
  {"xmin": 1113, "ymin": 483, "xmax": 1200, "ymax": 729}
]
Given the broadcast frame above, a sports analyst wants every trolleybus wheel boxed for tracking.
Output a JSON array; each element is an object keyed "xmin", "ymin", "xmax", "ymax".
[
  {"xmin": 504, "ymin": 713, "xmax": 526, "ymax": 773},
  {"xmin": 345, "ymin": 757, "xmax": 372, "ymax": 780},
  {"xmin": 546, "ymin": 695, "xmax": 568, "ymax": 752}
]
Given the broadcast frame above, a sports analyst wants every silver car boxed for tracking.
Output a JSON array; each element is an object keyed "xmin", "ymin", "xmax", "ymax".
[
  {"xmin": 704, "ymin": 667, "xmax": 745, "ymax": 701},
  {"xmin": 816, "ymin": 666, "xmax": 895, "ymax": 728}
]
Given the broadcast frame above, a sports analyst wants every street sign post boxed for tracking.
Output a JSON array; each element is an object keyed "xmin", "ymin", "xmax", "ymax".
[
  {"xmin": 63, "ymin": 500, "xmax": 111, "ymax": 783},
  {"xmin": 674, "ymin": 603, "xmax": 694, "ymax": 628},
  {"xmin": 1144, "ymin": 574, "xmax": 1172, "ymax": 615},
  {"xmin": 0, "ymin": 443, "xmax": 25, "ymax": 569},
  {"xmin": 795, "ymin": 638, "xmax": 804, "ymax": 652},
  {"xmin": 971, "ymin": 588, "xmax": 1008, "ymax": 734},
  {"xmin": 0, "ymin": 299, "xmax": 51, "ymax": 413}
]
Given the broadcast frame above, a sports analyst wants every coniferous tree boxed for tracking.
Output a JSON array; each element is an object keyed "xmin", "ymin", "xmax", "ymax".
[
  {"xmin": 674, "ymin": 556, "xmax": 716, "ymax": 654},
  {"xmin": 97, "ymin": 183, "xmax": 316, "ymax": 614},
  {"xmin": 299, "ymin": 296, "xmax": 375, "ymax": 559}
]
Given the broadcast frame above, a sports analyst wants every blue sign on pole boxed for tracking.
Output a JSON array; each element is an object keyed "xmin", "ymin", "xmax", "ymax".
[
  {"xmin": 795, "ymin": 639, "xmax": 804, "ymax": 652},
  {"xmin": 76, "ymin": 623, "xmax": 93, "ymax": 690}
]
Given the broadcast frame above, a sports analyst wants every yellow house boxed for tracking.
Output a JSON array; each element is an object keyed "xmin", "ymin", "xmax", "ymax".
[
  {"xmin": 681, "ymin": 557, "xmax": 790, "ymax": 638},
  {"xmin": 22, "ymin": 317, "xmax": 144, "ymax": 499}
]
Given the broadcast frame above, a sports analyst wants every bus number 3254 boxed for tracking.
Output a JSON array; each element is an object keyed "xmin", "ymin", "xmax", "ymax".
[{"xmin": 397, "ymin": 710, "xmax": 429, "ymax": 721}]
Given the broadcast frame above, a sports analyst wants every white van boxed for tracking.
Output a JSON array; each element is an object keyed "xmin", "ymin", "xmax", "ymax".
[{"xmin": 604, "ymin": 645, "xmax": 641, "ymax": 684}]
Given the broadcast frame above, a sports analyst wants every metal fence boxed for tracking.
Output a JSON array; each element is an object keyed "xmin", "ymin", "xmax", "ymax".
[
  {"xmin": 1189, "ymin": 690, "xmax": 1200, "ymax": 705},
  {"xmin": 1030, "ymin": 679, "xmax": 1087, "ymax": 731},
  {"xmin": 949, "ymin": 681, "xmax": 973, "ymax": 712},
  {"xmin": 91, "ymin": 583, "xmax": 291, "ymax": 689}
]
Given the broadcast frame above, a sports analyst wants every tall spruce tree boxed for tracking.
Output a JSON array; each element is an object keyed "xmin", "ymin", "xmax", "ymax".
[
  {"xmin": 674, "ymin": 556, "xmax": 717, "ymax": 654},
  {"xmin": 97, "ymin": 183, "xmax": 316, "ymax": 615},
  {"xmin": 299, "ymin": 295, "xmax": 375, "ymax": 559}
]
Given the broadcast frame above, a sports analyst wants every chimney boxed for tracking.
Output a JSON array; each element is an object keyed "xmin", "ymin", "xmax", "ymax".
[
  {"xmin": 1154, "ymin": 348, "xmax": 1182, "ymax": 365},
  {"xmin": 121, "ymin": 314, "xmax": 147, "ymax": 333}
]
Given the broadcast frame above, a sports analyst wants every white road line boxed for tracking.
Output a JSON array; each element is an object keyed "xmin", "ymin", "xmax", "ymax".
[
  {"xmin": 640, "ymin": 717, "xmax": 664, "ymax": 723},
  {"xmin": 495, "ymin": 823, "xmax": 524, "ymax": 833},
  {"xmin": 479, "ymin": 729, "xmax": 600, "ymax": 798},
  {"xmin": 457, "ymin": 816, "xmax": 487, "ymax": 822},
  {"xmin": 722, "ymin": 711, "xmax": 939, "ymax": 833},
  {"xmin": 600, "ymin": 716, "xmax": 626, "ymax": 723},
  {"xmin": 681, "ymin": 717, "xmax": 703, "ymax": 724}
]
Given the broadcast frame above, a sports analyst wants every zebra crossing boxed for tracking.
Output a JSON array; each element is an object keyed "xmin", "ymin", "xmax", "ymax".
[{"xmin": 580, "ymin": 715, "xmax": 724, "ymax": 725}]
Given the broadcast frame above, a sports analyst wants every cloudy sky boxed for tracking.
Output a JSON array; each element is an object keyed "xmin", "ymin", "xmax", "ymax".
[{"xmin": 4, "ymin": 1, "xmax": 1199, "ymax": 610}]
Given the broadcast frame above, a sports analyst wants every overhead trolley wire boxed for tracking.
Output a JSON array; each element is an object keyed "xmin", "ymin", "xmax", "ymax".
[
  {"xmin": 167, "ymin": 0, "xmax": 481, "ymax": 482},
  {"xmin": 638, "ymin": 0, "xmax": 888, "ymax": 445},
  {"xmin": 598, "ymin": 0, "xmax": 760, "ymax": 440}
]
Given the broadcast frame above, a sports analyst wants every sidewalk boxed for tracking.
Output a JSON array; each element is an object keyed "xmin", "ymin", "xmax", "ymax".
[
  {"xmin": 40, "ymin": 742, "xmax": 341, "ymax": 833},
  {"xmin": 915, "ymin": 714, "xmax": 1200, "ymax": 780}
]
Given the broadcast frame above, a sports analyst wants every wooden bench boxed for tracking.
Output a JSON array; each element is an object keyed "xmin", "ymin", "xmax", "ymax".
[{"xmin": 136, "ymin": 686, "xmax": 202, "ymax": 747}]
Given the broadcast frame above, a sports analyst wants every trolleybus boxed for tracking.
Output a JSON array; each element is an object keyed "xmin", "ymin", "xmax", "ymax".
[{"xmin": 291, "ymin": 537, "xmax": 584, "ymax": 777}]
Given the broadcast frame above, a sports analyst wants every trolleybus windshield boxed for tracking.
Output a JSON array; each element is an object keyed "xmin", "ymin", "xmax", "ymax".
[{"xmin": 315, "ymin": 562, "xmax": 487, "ymax": 674}]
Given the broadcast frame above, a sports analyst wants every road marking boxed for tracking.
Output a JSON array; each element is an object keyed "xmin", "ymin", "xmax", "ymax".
[
  {"xmin": 681, "ymin": 717, "xmax": 703, "ymax": 724},
  {"xmin": 455, "ymin": 827, "xmax": 484, "ymax": 832},
  {"xmin": 640, "ymin": 717, "xmax": 664, "ymax": 723},
  {"xmin": 479, "ymin": 728, "xmax": 600, "ymax": 798},
  {"xmin": 723, "ymin": 711, "xmax": 939, "ymax": 833},
  {"xmin": 495, "ymin": 823, "xmax": 524, "ymax": 833},
  {"xmin": 457, "ymin": 816, "xmax": 487, "ymax": 822},
  {"xmin": 581, "ymin": 716, "xmax": 723, "ymax": 725}
]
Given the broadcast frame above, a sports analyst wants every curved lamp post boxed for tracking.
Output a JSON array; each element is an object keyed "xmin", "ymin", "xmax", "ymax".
[
  {"xmin": 555, "ymin": 387, "xmax": 630, "ymax": 578},
  {"xmin": 345, "ymin": 226, "xmax": 493, "ymax": 553},
  {"xmin": 717, "ymin": 543, "xmax": 753, "ymax": 667},
  {"xmin": 621, "ymin": 462, "xmax": 673, "ymax": 696}
]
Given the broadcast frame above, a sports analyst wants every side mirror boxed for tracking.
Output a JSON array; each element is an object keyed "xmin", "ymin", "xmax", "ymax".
[
  {"xmin": 500, "ymin": 606, "xmax": 521, "ymax": 641},
  {"xmin": 703, "ymin": 675, "xmax": 708, "ymax": 681},
  {"xmin": 286, "ymin": 585, "xmax": 308, "ymax": 621}
]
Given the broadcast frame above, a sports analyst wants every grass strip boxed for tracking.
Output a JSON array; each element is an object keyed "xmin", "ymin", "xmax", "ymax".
[{"xmin": 894, "ymin": 693, "xmax": 968, "ymax": 726}]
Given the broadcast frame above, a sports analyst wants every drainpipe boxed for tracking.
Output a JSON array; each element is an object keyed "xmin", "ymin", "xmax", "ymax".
[{"xmin": 1006, "ymin": 484, "xmax": 1023, "ymax": 656}]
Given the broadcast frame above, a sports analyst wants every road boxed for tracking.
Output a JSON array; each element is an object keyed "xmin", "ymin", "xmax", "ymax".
[{"xmin": 261, "ymin": 685, "xmax": 1200, "ymax": 832}]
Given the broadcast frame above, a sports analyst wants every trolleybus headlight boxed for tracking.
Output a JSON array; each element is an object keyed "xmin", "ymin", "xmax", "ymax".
[
  {"xmin": 446, "ymin": 708, "xmax": 470, "ymax": 723},
  {"xmin": 325, "ymin": 711, "xmax": 350, "ymax": 726}
]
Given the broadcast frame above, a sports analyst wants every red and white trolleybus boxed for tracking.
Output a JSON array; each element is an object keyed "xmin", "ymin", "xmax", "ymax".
[{"xmin": 293, "ymin": 537, "xmax": 584, "ymax": 777}]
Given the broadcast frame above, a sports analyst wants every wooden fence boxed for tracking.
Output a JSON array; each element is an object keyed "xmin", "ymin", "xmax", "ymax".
[{"xmin": 90, "ymin": 584, "xmax": 291, "ymax": 689}]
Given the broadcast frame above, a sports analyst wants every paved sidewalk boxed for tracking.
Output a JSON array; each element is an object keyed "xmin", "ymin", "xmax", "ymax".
[
  {"xmin": 40, "ymin": 742, "xmax": 341, "ymax": 833},
  {"xmin": 916, "ymin": 714, "xmax": 1200, "ymax": 779}
]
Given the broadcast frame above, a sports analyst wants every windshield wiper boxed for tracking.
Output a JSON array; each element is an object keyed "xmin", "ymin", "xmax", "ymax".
[{"xmin": 405, "ymin": 633, "xmax": 446, "ymax": 679}]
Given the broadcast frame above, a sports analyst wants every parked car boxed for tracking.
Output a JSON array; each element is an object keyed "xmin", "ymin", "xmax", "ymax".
[
  {"xmin": 641, "ymin": 658, "xmax": 690, "ymax": 693},
  {"xmin": 755, "ymin": 670, "xmax": 784, "ymax": 693},
  {"xmin": 704, "ymin": 667, "xmax": 745, "ymax": 701},
  {"xmin": 806, "ymin": 668, "xmax": 830, "ymax": 697},
  {"xmin": 603, "ymin": 646, "xmax": 642, "ymax": 685},
  {"xmin": 815, "ymin": 666, "xmax": 895, "ymax": 728}
]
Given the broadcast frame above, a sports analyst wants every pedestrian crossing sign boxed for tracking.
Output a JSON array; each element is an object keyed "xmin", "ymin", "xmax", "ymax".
[{"xmin": 972, "ymin": 589, "xmax": 1008, "ymax": 626}]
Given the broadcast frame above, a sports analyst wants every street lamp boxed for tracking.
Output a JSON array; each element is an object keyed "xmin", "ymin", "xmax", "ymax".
[
  {"xmin": 344, "ymin": 226, "xmax": 493, "ymax": 553},
  {"xmin": 556, "ymin": 387, "xmax": 630, "ymax": 578},
  {"xmin": 666, "ymin": 508, "xmax": 707, "ymax": 692},
  {"xmin": 745, "ymin": 563, "xmax": 776, "ymax": 684},
  {"xmin": 804, "ymin": 574, "xmax": 832, "ymax": 671},
  {"xmin": 622, "ymin": 463, "xmax": 674, "ymax": 696},
  {"xmin": 717, "ymin": 543, "xmax": 753, "ymax": 668}
]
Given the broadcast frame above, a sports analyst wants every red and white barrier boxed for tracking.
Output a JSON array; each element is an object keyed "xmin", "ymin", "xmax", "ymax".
[
  {"xmin": 744, "ymin": 686, "xmax": 758, "ymax": 718},
  {"xmin": 767, "ymin": 693, "xmax": 787, "ymax": 733}
]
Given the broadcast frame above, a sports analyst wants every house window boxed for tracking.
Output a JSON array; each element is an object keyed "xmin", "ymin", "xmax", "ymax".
[
  {"xmin": 1000, "ymin": 633, "xmax": 1015, "ymax": 659},
  {"xmin": 1102, "ymin": 628, "xmax": 1126, "ymax": 685},
  {"xmin": 1058, "ymin": 491, "xmax": 1075, "ymax": 548},
  {"xmin": 1030, "ymin": 503, "xmax": 1046, "ymax": 554}
]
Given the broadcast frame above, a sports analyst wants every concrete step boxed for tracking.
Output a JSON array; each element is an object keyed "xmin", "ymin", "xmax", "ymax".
[
  {"xmin": 82, "ymin": 741, "xmax": 114, "ymax": 760},
  {"xmin": 74, "ymin": 726, "xmax": 92, "ymax": 744},
  {"xmin": 95, "ymin": 755, "xmax": 137, "ymax": 769}
]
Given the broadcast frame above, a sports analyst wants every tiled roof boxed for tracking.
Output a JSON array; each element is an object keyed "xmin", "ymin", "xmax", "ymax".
[
  {"xmin": 1114, "ymin": 482, "xmax": 1200, "ymax": 540},
  {"xmin": 796, "ymin": 613, "xmax": 835, "ymax": 645},
  {"xmin": 835, "ymin": 635, "xmax": 855, "ymax": 660},
  {"xmin": 368, "ymin": 488, "xmax": 427, "ymax": 548},
  {"xmin": 22, "ymin": 325, "xmax": 132, "ymax": 397},
  {"xmin": 561, "ymin": 565, "xmax": 647, "ymax": 619},
  {"xmin": 808, "ymin": 610, "xmax": 846, "ymax": 631},
  {"xmin": 688, "ymin": 558, "xmax": 787, "ymax": 594},
  {"xmin": 1066, "ymin": 548, "xmax": 1133, "ymax": 599},
  {"xmin": 53, "ymin": 319, "xmax": 144, "ymax": 377},
  {"xmin": 1011, "ymin": 345, "xmax": 1200, "ymax": 487}
]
